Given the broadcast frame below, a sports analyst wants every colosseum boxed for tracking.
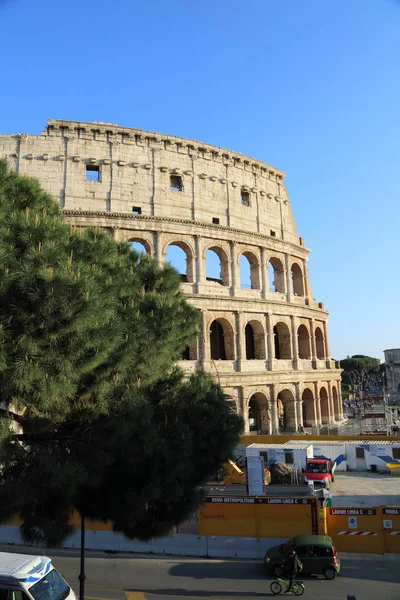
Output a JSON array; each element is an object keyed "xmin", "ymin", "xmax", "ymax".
[{"xmin": 0, "ymin": 119, "xmax": 343, "ymax": 434}]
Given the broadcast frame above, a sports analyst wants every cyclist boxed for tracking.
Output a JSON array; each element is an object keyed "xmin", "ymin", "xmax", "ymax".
[{"xmin": 283, "ymin": 549, "xmax": 302, "ymax": 593}]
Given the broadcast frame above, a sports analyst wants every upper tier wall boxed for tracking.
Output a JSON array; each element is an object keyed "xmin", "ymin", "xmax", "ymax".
[{"xmin": 0, "ymin": 119, "xmax": 301, "ymax": 246}]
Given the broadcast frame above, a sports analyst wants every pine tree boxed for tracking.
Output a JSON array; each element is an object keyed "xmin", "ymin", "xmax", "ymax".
[{"xmin": 0, "ymin": 160, "xmax": 243, "ymax": 546}]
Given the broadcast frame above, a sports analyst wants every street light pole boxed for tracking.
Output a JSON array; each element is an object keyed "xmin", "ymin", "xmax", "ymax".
[{"xmin": 79, "ymin": 514, "xmax": 86, "ymax": 600}]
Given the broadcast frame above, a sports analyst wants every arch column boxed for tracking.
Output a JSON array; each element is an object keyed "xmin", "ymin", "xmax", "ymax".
[
  {"xmin": 310, "ymin": 319, "xmax": 317, "ymax": 360},
  {"xmin": 264, "ymin": 314, "xmax": 270, "ymax": 368},
  {"xmin": 235, "ymin": 311, "xmax": 244, "ymax": 370},
  {"xmin": 153, "ymin": 230, "xmax": 163, "ymax": 264},
  {"xmin": 303, "ymin": 262, "xmax": 311, "ymax": 299},
  {"xmin": 266, "ymin": 313, "xmax": 274, "ymax": 370},
  {"xmin": 285, "ymin": 254, "xmax": 292, "ymax": 302},
  {"xmin": 295, "ymin": 382, "xmax": 303, "ymax": 430},
  {"xmin": 230, "ymin": 241, "xmax": 237, "ymax": 297},
  {"xmin": 200, "ymin": 311, "xmax": 209, "ymax": 364},
  {"xmin": 313, "ymin": 382, "xmax": 322, "ymax": 426},
  {"xmin": 260, "ymin": 247, "xmax": 268, "ymax": 299},
  {"xmin": 291, "ymin": 315, "xmax": 299, "ymax": 370},
  {"xmin": 327, "ymin": 381, "xmax": 335, "ymax": 422},
  {"xmin": 308, "ymin": 400, "xmax": 318, "ymax": 427},
  {"xmin": 269, "ymin": 383, "xmax": 279, "ymax": 433},
  {"xmin": 336, "ymin": 383, "xmax": 344, "ymax": 420},
  {"xmin": 195, "ymin": 234, "xmax": 204, "ymax": 293},
  {"xmin": 239, "ymin": 387, "xmax": 249, "ymax": 433}
]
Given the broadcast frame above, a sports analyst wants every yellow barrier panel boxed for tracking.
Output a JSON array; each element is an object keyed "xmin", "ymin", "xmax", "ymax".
[
  {"xmin": 256, "ymin": 499, "xmax": 317, "ymax": 539},
  {"xmin": 199, "ymin": 496, "xmax": 318, "ymax": 539},
  {"xmin": 199, "ymin": 497, "xmax": 257, "ymax": 537},
  {"xmin": 382, "ymin": 507, "xmax": 400, "ymax": 553},
  {"xmin": 327, "ymin": 507, "xmax": 384, "ymax": 553}
]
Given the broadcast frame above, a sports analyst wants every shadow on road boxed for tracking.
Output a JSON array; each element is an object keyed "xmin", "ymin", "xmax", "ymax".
[
  {"xmin": 168, "ymin": 561, "xmax": 266, "ymax": 580},
  {"xmin": 168, "ymin": 557, "xmax": 400, "ymax": 584},
  {"xmin": 126, "ymin": 589, "xmax": 276, "ymax": 598}
]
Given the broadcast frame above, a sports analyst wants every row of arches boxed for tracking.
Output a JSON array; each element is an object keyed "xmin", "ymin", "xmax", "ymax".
[
  {"xmin": 130, "ymin": 240, "xmax": 305, "ymax": 296},
  {"xmin": 247, "ymin": 386, "xmax": 341, "ymax": 433},
  {"xmin": 209, "ymin": 318, "xmax": 326, "ymax": 361}
]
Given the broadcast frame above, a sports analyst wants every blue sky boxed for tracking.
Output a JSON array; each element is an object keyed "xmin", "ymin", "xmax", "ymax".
[{"xmin": 1, "ymin": 0, "xmax": 399, "ymax": 360}]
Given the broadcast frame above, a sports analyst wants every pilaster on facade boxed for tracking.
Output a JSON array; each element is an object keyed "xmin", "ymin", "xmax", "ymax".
[
  {"xmin": 269, "ymin": 384, "xmax": 279, "ymax": 434},
  {"xmin": 310, "ymin": 319, "xmax": 317, "ymax": 361},
  {"xmin": 265, "ymin": 313, "xmax": 274, "ymax": 371},
  {"xmin": 291, "ymin": 315, "xmax": 299, "ymax": 371}
]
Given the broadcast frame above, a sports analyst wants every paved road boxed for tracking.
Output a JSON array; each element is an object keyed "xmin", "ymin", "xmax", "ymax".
[{"xmin": 3, "ymin": 546, "xmax": 399, "ymax": 600}]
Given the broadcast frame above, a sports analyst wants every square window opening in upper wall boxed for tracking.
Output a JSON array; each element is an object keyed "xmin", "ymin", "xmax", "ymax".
[
  {"xmin": 132, "ymin": 206, "xmax": 142, "ymax": 215},
  {"xmin": 241, "ymin": 190, "xmax": 250, "ymax": 206},
  {"xmin": 86, "ymin": 164, "xmax": 100, "ymax": 182},
  {"xmin": 170, "ymin": 174, "xmax": 183, "ymax": 191},
  {"xmin": 212, "ymin": 217, "xmax": 220, "ymax": 225},
  {"xmin": 270, "ymin": 230, "xmax": 276, "ymax": 237}
]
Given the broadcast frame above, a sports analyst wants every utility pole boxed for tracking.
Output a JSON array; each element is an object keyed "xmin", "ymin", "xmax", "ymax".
[{"xmin": 79, "ymin": 515, "xmax": 86, "ymax": 600}]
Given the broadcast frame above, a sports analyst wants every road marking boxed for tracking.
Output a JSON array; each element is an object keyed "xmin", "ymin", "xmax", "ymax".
[
  {"xmin": 125, "ymin": 593, "xmax": 146, "ymax": 600},
  {"xmin": 86, "ymin": 596, "xmax": 119, "ymax": 600}
]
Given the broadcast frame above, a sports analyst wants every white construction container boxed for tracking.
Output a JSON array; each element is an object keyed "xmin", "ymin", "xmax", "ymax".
[
  {"xmin": 299, "ymin": 441, "xmax": 348, "ymax": 471},
  {"xmin": 246, "ymin": 442, "xmax": 313, "ymax": 470},
  {"xmin": 346, "ymin": 440, "xmax": 400, "ymax": 471}
]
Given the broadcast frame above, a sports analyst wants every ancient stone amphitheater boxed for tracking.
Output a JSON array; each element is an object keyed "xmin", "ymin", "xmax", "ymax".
[{"xmin": 0, "ymin": 119, "xmax": 343, "ymax": 434}]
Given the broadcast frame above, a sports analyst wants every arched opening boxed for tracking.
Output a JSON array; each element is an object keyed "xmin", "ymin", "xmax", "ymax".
[
  {"xmin": 248, "ymin": 393, "xmax": 269, "ymax": 433},
  {"xmin": 277, "ymin": 389, "xmax": 296, "ymax": 432},
  {"xmin": 320, "ymin": 386, "xmax": 329, "ymax": 424},
  {"xmin": 268, "ymin": 257, "xmax": 285, "ymax": 293},
  {"xmin": 239, "ymin": 252, "xmax": 260, "ymax": 290},
  {"xmin": 302, "ymin": 388, "xmax": 315, "ymax": 427},
  {"xmin": 205, "ymin": 247, "xmax": 229, "ymax": 286},
  {"xmin": 245, "ymin": 320, "xmax": 266, "ymax": 360},
  {"xmin": 297, "ymin": 325, "xmax": 311, "ymax": 359},
  {"xmin": 239, "ymin": 254, "xmax": 251, "ymax": 289},
  {"xmin": 315, "ymin": 327, "xmax": 325, "ymax": 359},
  {"xmin": 332, "ymin": 386, "xmax": 340, "ymax": 420},
  {"xmin": 274, "ymin": 322, "xmax": 292, "ymax": 360},
  {"xmin": 210, "ymin": 318, "xmax": 235, "ymax": 360},
  {"xmin": 245, "ymin": 324, "xmax": 255, "ymax": 359},
  {"xmin": 291, "ymin": 263, "xmax": 304, "ymax": 296},
  {"xmin": 166, "ymin": 242, "xmax": 193, "ymax": 283},
  {"xmin": 129, "ymin": 240, "xmax": 150, "ymax": 255}
]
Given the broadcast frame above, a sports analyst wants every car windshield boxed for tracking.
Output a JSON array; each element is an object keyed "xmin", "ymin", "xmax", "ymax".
[
  {"xmin": 279, "ymin": 539, "xmax": 295, "ymax": 554},
  {"xmin": 29, "ymin": 568, "xmax": 70, "ymax": 600},
  {"xmin": 306, "ymin": 463, "xmax": 328, "ymax": 473}
]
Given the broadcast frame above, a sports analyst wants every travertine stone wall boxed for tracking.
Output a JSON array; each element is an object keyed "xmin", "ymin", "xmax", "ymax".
[{"xmin": 0, "ymin": 119, "xmax": 343, "ymax": 434}]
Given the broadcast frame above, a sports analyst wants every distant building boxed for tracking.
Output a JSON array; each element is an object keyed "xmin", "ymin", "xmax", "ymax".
[{"xmin": 384, "ymin": 349, "xmax": 400, "ymax": 403}]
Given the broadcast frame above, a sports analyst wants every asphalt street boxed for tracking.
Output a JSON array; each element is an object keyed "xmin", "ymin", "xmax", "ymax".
[{"xmin": 2, "ymin": 546, "xmax": 400, "ymax": 600}]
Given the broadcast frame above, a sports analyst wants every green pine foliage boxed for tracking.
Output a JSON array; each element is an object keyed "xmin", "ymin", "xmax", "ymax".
[{"xmin": 0, "ymin": 160, "xmax": 243, "ymax": 545}]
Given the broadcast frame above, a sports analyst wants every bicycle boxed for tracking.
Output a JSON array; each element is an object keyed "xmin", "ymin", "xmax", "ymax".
[{"xmin": 270, "ymin": 577, "xmax": 305, "ymax": 596}]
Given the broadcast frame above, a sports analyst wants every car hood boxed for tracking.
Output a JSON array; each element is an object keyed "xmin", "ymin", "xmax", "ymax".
[{"xmin": 305, "ymin": 473, "xmax": 329, "ymax": 480}]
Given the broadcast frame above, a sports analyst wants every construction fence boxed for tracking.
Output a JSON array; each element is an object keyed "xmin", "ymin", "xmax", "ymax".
[
  {"xmin": 4, "ymin": 499, "xmax": 400, "ymax": 556},
  {"xmin": 199, "ymin": 496, "xmax": 400, "ymax": 554}
]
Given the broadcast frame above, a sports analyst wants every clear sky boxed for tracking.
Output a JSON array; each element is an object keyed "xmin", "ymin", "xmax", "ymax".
[{"xmin": 1, "ymin": 0, "xmax": 399, "ymax": 360}]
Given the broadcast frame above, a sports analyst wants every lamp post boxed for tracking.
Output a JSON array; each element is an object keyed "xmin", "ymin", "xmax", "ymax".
[{"xmin": 79, "ymin": 514, "xmax": 86, "ymax": 600}]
